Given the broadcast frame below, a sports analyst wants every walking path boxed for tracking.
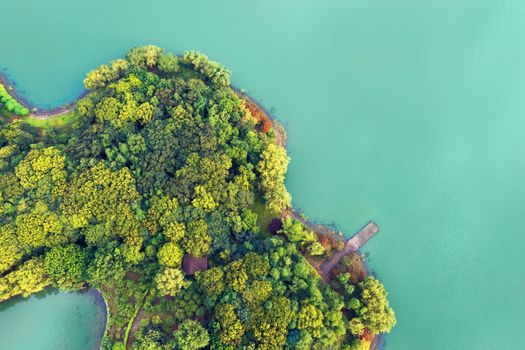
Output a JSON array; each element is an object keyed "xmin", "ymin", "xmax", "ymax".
[
  {"xmin": 319, "ymin": 221, "xmax": 379, "ymax": 276},
  {"xmin": 126, "ymin": 289, "xmax": 150, "ymax": 350},
  {"xmin": 282, "ymin": 209, "xmax": 379, "ymax": 282}
]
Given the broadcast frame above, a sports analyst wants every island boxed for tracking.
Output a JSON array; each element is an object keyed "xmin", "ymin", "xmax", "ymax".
[{"xmin": 0, "ymin": 46, "xmax": 395, "ymax": 350}]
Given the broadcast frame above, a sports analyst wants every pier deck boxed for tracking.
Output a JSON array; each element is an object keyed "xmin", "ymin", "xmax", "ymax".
[{"xmin": 320, "ymin": 221, "xmax": 379, "ymax": 276}]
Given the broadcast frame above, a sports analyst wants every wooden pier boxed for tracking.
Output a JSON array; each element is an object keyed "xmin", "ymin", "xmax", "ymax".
[{"xmin": 320, "ymin": 221, "xmax": 379, "ymax": 276}]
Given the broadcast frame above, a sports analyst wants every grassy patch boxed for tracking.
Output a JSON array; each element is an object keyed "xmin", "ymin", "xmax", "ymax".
[
  {"xmin": 254, "ymin": 197, "xmax": 278, "ymax": 236},
  {"xmin": 23, "ymin": 110, "xmax": 78, "ymax": 130}
]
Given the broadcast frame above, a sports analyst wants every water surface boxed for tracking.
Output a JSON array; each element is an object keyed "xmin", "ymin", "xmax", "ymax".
[
  {"xmin": 1, "ymin": 1, "xmax": 525, "ymax": 349},
  {"xmin": 0, "ymin": 290, "xmax": 106, "ymax": 350}
]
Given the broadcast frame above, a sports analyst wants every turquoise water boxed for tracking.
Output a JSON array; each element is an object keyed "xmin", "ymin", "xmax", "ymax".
[
  {"xmin": 1, "ymin": 1, "xmax": 525, "ymax": 349},
  {"xmin": 0, "ymin": 290, "xmax": 106, "ymax": 350}
]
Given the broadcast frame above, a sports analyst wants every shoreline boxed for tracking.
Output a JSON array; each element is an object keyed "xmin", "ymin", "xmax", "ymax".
[
  {"xmin": 88, "ymin": 288, "xmax": 109, "ymax": 350},
  {"xmin": 0, "ymin": 72, "xmax": 84, "ymax": 117},
  {"xmin": 243, "ymin": 92, "xmax": 382, "ymax": 350},
  {"xmin": 1, "ymin": 72, "xmax": 382, "ymax": 350},
  {"xmin": 241, "ymin": 92, "xmax": 374, "ymax": 272}
]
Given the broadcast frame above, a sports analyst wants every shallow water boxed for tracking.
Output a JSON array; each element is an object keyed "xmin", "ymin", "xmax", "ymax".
[
  {"xmin": 1, "ymin": 1, "xmax": 525, "ymax": 349},
  {"xmin": 0, "ymin": 289, "xmax": 106, "ymax": 350}
]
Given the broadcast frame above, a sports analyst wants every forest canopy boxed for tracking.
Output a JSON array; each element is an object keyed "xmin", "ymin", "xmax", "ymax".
[{"xmin": 0, "ymin": 46, "xmax": 394, "ymax": 350}]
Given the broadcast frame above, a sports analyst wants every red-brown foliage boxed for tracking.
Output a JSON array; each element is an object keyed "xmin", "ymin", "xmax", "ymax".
[
  {"xmin": 360, "ymin": 328, "xmax": 373, "ymax": 342},
  {"xmin": 245, "ymin": 99, "xmax": 273, "ymax": 133}
]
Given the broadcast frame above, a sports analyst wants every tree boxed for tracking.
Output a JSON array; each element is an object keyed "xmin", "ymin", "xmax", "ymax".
[
  {"xmin": 296, "ymin": 304, "xmax": 324, "ymax": 337},
  {"xmin": 195, "ymin": 267, "xmax": 225, "ymax": 295},
  {"xmin": 192, "ymin": 185, "xmax": 217, "ymax": 211},
  {"xmin": 155, "ymin": 268, "xmax": 187, "ymax": 296},
  {"xmin": 256, "ymin": 143, "xmax": 291, "ymax": 213},
  {"xmin": 279, "ymin": 218, "xmax": 315, "ymax": 243},
  {"xmin": 127, "ymin": 45, "xmax": 163, "ymax": 69},
  {"xmin": 214, "ymin": 303, "xmax": 245, "ymax": 346},
  {"xmin": 157, "ymin": 242, "xmax": 183, "ymax": 267},
  {"xmin": 183, "ymin": 220, "xmax": 212, "ymax": 258},
  {"xmin": 343, "ymin": 338, "xmax": 370, "ymax": 350},
  {"xmin": 133, "ymin": 329, "xmax": 163, "ymax": 350},
  {"xmin": 348, "ymin": 317, "xmax": 365, "ymax": 337},
  {"xmin": 173, "ymin": 319, "xmax": 210, "ymax": 350},
  {"xmin": 0, "ymin": 83, "xmax": 29, "ymax": 115},
  {"xmin": 243, "ymin": 252, "xmax": 270, "ymax": 278},
  {"xmin": 83, "ymin": 59, "xmax": 129, "ymax": 90},
  {"xmin": 16, "ymin": 204, "xmax": 63, "ymax": 249},
  {"xmin": 158, "ymin": 52, "xmax": 179, "ymax": 74},
  {"xmin": 225, "ymin": 260, "xmax": 248, "ymax": 292},
  {"xmin": 243, "ymin": 280, "xmax": 272, "ymax": 305},
  {"xmin": 87, "ymin": 244, "xmax": 125, "ymax": 287},
  {"xmin": 287, "ymin": 330, "xmax": 312, "ymax": 350},
  {"xmin": 0, "ymin": 223, "xmax": 23, "ymax": 274},
  {"xmin": 60, "ymin": 162, "xmax": 141, "ymax": 245},
  {"xmin": 15, "ymin": 146, "xmax": 66, "ymax": 196},
  {"xmin": 0, "ymin": 258, "xmax": 49, "ymax": 302},
  {"xmin": 44, "ymin": 244, "xmax": 88, "ymax": 289},
  {"xmin": 0, "ymin": 46, "xmax": 396, "ymax": 347},
  {"xmin": 181, "ymin": 51, "xmax": 231, "ymax": 87},
  {"xmin": 358, "ymin": 276, "xmax": 396, "ymax": 334}
]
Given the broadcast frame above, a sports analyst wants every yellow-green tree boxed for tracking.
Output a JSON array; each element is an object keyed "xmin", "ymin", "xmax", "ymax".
[
  {"xmin": 183, "ymin": 220, "xmax": 211, "ymax": 258},
  {"xmin": 16, "ymin": 203, "xmax": 63, "ymax": 249},
  {"xmin": 256, "ymin": 143, "xmax": 291, "ymax": 213},
  {"xmin": 0, "ymin": 258, "xmax": 49, "ymax": 302},
  {"xmin": 157, "ymin": 242, "xmax": 183, "ymax": 267},
  {"xmin": 44, "ymin": 244, "xmax": 88, "ymax": 289},
  {"xmin": 225, "ymin": 260, "xmax": 248, "ymax": 292},
  {"xmin": 15, "ymin": 146, "xmax": 66, "ymax": 198},
  {"xmin": 155, "ymin": 268, "xmax": 188, "ymax": 296},
  {"xmin": 0, "ymin": 223, "xmax": 23, "ymax": 273},
  {"xmin": 296, "ymin": 304, "xmax": 325, "ymax": 337},
  {"xmin": 214, "ymin": 303, "xmax": 245, "ymax": 346},
  {"xmin": 358, "ymin": 276, "xmax": 396, "ymax": 334},
  {"xmin": 195, "ymin": 267, "xmax": 225, "ymax": 296}
]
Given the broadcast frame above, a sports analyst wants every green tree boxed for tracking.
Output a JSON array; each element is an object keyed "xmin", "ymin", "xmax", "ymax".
[
  {"xmin": 173, "ymin": 319, "xmax": 210, "ymax": 350},
  {"xmin": 225, "ymin": 260, "xmax": 248, "ymax": 292},
  {"xmin": 243, "ymin": 280, "xmax": 272, "ymax": 305},
  {"xmin": 0, "ymin": 224, "xmax": 23, "ymax": 274},
  {"xmin": 243, "ymin": 252, "xmax": 270, "ymax": 278},
  {"xmin": 0, "ymin": 258, "xmax": 49, "ymax": 302},
  {"xmin": 296, "ymin": 304, "xmax": 324, "ymax": 337},
  {"xmin": 358, "ymin": 276, "xmax": 396, "ymax": 334},
  {"xmin": 157, "ymin": 242, "xmax": 183, "ymax": 267},
  {"xmin": 155, "ymin": 267, "xmax": 188, "ymax": 296},
  {"xmin": 44, "ymin": 244, "xmax": 88, "ymax": 289},
  {"xmin": 83, "ymin": 59, "xmax": 129, "ymax": 90},
  {"xmin": 16, "ymin": 204, "xmax": 63, "ymax": 249},
  {"xmin": 183, "ymin": 220, "xmax": 212, "ymax": 258},
  {"xmin": 127, "ymin": 45, "xmax": 163, "ymax": 69},
  {"xmin": 257, "ymin": 144, "xmax": 291, "ymax": 213},
  {"xmin": 214, "ymin": 303, "xmax": 245, "ymax": 346},
  {"xmin": 158, "ymin": 52, "xmax": 179, "ymax": 74},
  {"xmin": 348, "ymin": 317, "xmax": 365, "ymax": 337},
  {"xmin": 15, "ymin": 146, "xmax": 66, "ymax": 197},
  {"xmin": 195, "ymin": 267, "xmax": 225, "ymax": 295},
  {"xmin": 87, "ymin": 245, "xmax": 125, "ymax": 287},
  {"xmin": 181, "ymin": 51, "xmax": 231, "ymax": 87}
]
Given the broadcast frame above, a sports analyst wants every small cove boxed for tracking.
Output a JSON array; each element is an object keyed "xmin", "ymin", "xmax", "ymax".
[{"xmin": 0, "ymin": 289, "xmax": 106, "ymax": 350}]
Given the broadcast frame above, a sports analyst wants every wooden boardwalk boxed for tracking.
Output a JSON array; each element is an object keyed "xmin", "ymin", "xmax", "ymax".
[{"xmin": 320, "ymin": 221, "xmax": 379, "ymax": 276}]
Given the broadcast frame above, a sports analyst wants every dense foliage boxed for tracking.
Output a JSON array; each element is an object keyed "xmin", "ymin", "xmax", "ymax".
[
  {"xmin": 0, "ymin": 46, "xmax": 395, "ymax": 349},
  {"xmin": 0, "ymin": 83, "xmax": 29, "ymax": 116}
]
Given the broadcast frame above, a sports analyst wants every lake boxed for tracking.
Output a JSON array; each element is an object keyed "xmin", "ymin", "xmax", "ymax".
[
  {"xmin": 0, "ymin": 289, "xmax": 106, "ymax": 350},
  {"xmin": 1, "ymin": 0, "xmax": 525, "ymax": 349}
]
